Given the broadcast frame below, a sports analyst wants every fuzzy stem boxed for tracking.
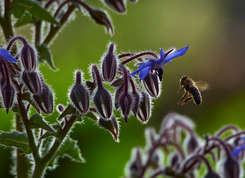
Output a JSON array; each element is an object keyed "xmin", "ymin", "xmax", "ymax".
[
  {"xmin": 17, "ymin": 94, "xmax": 40, "ymax": 162},
  {"xmin": 32, "ymin": 162, "xmax": 46, "ymax": 178},
  {"xmin": 43, "ymin": 5, "xmax": 76, "ymax": 45},
  {"xmin": 16, "ymin": 114, "xmax": 31, "ymax": 178},
  {"xmin": 121, "ymin": 52, "xmax": 158, "ymax": 65},
  {"xmin": 0, "ymin": 0, "xmax": 14, "ymax": 42},
  {"xmin": 35, "ymin": 20, "xmax": 42, "ymax": 46},
  {"xmin": 216, "ymin": 125, "xmax": 239, "ymax": 137},
  {"xmin": 42, "ymin": 115, "xmax": 77, "ymax": 163}
]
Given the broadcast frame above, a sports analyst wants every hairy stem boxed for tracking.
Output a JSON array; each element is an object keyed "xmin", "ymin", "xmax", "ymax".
[
  {"xmin": 42, "ymin": 115, "xmax": 77, "ymax": 164},
  {"xmin": 35, "ymin": 20, "xmax": 42, "ymax": 46},
  {"xmin": 32, "ymin": 162, "xmax": 46, "ymax": 178},
  {"xmin": 17, "ymin": 94, "xmax": 40, "ymax": 162},
  {"xmin": 43, "ymin": 5, "xmax": 76, "ymax": 46},
  {"xmin": 16, "ymin": 114, "xmax": 31, "ymax": 178}
]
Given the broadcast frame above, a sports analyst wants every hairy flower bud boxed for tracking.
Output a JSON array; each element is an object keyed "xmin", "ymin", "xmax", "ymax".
[
  {"xmin": 88, "ymin": 9, "xmax": 113, "ymax": 34},
  {"xmin": 136, "ymin": 92, "xmax": 151, "ymax": 123},
  {"xmin": 127, "ymin": 148, "xmax": 143, "ymax": 178},
  {"xmin": 33, "ymin": 82, "xmax": 54, "ymax": 114},
  {"xmin": 131, "ymin": 90, "xmax": 140, "ymax": 116},
  {"xmin": 98, "ymin": 116, "xmax": 119, "ymax": 141},
  {"xmin": 1, "ymin": 80, "xmax": 15, "ymax": 113},
  {"xmin": 186, "ymin": 134, "xmax": 199, "ymax": 154},
  {"xmin": 111, "ymin": 77, "xmax": 123, "ymax": 87},
  {"xmin": 70, "ymin": 71, "xmax": 89, "ymax": 115},
  {"xmin": 104, "ymin": 0, "xmax": 126, "ymax": 13},
  {"xmin": 114, "ymin": 85, "xmax": 123, "ymax": 109},
  {"xmin": 22, "ymin": 71, "xmax": 42, "ymax": 94},
  {"xmin": 102, "ymin": 43, "xmax": 117, "ymax": 82},
  {"xmin": 223, "ymin": 157, "xmax": 240, "ymax": 178},
  {"xmin": 170, "ymin": 152, "xmax": 180, "ymax": 169},
  {"xmin": 205, "ymin": 170, "xmax": 221, "ymax": 178},
  {"xmin": 92, "ymin": 65, "xmax": 112, "ymax": 118},
  {"xmin": 21, "ymin": 44, "xmax": 37, "ymax": 71},
  {"xmin": 119, "ymin": 92, "xmax": 132, "ymax": 122},
  {"xmin": 143, "ymin": 72, "xmax": 160, "ymax": 98}
]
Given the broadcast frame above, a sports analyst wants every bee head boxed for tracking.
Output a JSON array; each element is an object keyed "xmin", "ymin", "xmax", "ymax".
[{"xmin": 180, "ymin": 76, "xmax": 188, "ymax": 85}]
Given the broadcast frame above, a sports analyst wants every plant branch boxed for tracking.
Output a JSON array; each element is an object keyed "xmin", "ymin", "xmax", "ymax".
[
  {"xmin": 42, "ymin": 115, "xmax": 77, "ymax": 163},
  {"xmin": 1, "ymin": 0, "xmax": 14, "ymax": 42},
  {"xmin": 17, "ymin": 93, "xmax": 40, "ymax": 162}
]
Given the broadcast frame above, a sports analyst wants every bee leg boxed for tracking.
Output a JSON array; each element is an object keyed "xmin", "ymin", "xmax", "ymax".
[
  {"xmin": 177, "ymin": 91, "xmax": 188, "ymax": 105},
  {"xmin": 182, "ymin": 97, "xmax": 193, "ymax": 105}
]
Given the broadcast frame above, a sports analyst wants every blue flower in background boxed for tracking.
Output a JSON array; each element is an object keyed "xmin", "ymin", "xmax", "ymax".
[
  {"xmin": 232, "ymin": 137, "xmax": 245, "ymax": 158},
  {"xmin": 0, "ymin": 48, "xmax": 17, "ymax": 63},
  {"xmin": 130, "ymin": 46, "xmax": 189, "ymax": 80}
]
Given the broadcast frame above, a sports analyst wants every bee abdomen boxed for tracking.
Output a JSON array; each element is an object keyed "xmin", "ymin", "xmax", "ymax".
[{"xmin": 189, "ymin": 87, "xmax": 202, "ymax": 105}]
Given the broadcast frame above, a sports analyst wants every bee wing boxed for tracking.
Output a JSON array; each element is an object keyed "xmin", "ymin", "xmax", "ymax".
[{"xmin": 195, "ymin": 81, "xmax": 209, "ymax": 91}]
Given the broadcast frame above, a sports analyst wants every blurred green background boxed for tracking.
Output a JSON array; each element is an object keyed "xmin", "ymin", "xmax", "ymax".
[{"xmin": 1, "ymin": 0, "xmax": 245, "ymax": 177}]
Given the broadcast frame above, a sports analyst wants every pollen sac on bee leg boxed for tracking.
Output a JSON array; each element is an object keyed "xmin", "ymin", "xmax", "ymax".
[
  {"xmin": 22, "ymin": 71, "xmax": 42, "ymax": 94},
  {"xmin": 136, "ymin": 92, "xmax": 151, "ymax": 123},
  {"xmin": 21, "ymin": 44, "xmax": 37, "ymax": 71},
  {"xmin": 143, "ymin": 72, "xmax": 160, "ymax": 98},
  {"xmin": 33, "ymin": 82, "xmax": 54, "ymax": 114},
  {"xmin": 69, "ymin": 71, "xmax": 89, "ymax": 115},
  {"xmin": 102, "ymin": 43, "xmax": 117, "ymax": 82},
  {"xmin": 104, "ymin": 0, "xmax": 126, "ymax": 13}
]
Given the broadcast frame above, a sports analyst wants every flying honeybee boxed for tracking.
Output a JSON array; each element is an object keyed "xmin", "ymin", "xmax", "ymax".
[{"xmin": 177, "ymin": 76, "xmax": 208, "ymax": 105}]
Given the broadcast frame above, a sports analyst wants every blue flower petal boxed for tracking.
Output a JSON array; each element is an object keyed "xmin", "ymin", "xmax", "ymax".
[
  {"xmin": 0, "ymin": 49, "xmax": 17, "ymax": 63},
  {"xmin": 160, "ymin": 48, "xmax": 165, "ymax": 58},
  {"xmin": 130, "ymin": 61, "xmax": 153, "ymax": 77},
  {"xmin": 232, "ymin": 144, "xmax": 245, "ymax": 158},
  {"xmin": 164, "ymin": 46, "xmax": 189, "ymax": 65},
  {"xmin": 139, "ymin": 66, "xmax": 151, "ymax": 80}
]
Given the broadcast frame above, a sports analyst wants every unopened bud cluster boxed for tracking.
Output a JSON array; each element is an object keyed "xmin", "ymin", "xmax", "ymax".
[
  {"xmin": 125, "ymin": 113, "xmax": 245, "ymax": 178},
  {"xmin": 0, "ymin": 36, "xmax": 53, "ymax": 114}
]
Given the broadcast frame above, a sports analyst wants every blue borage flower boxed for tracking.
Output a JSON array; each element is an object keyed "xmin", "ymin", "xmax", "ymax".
[
  {"xmin": 0, "ymin": 48, "xmax": 17, "ymax": 63},
  {"xmin": 130, "ymin": 46, "xmax": 189, "ymax": 80},
  {"xmin": 232, "ymin": 136, "xmax": 245, "ymax": 158}
]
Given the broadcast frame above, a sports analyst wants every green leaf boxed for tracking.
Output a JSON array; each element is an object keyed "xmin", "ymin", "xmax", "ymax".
[
  {"xmin": 29, "ymin": 114, "xmax": 55, "ymax": 133},
  {"xmin": 13, "ymin": 0, "xmax": 58, "ymax": 24},
  {"xmin": 0, "ymin": 131, "xmax": 31, "ymax": 153},
  {"xmin": 37, "ymin": 44, "xmax": 56, "ymax": 70},
  {"xmin": 56, "ymin": 137, "xmax": 85, "ymax": 163},
  {"xmin": 15, "ymin": 11, "xmax": 34, "ymax": 27}
]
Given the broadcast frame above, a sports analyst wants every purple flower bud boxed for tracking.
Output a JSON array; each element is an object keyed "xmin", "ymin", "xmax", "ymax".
[
  {"xmin": 102, "ymin": 43, "xmax": 117, "ymax": 82},
  {"xmin": 129, "ymin": 0, "xmax": 138, "ymax": 3},
  {"xmin": 149, "ymin": 151, "xmax": 163, "ymax": 169},
  {"xmin": 22, "ymin": 71, "xmax": 42, "ymax": 94},
  {"xmin": 136, "ymin": 91, "xmax": 151, "ymax": 123},
  {"xmin": 69, "ymin": 71, "xmax": 89, "ymax": 115},
  {"xmin": 98, "ymin": 116, "xmax": 119, "ymax": 141},
  {"xmin": 143, "ymin": 72, "xmax": 160, "ymax": 98},
  {"xmin": 111, "ymin": 77, "xmax": 123, "ymax": 87},
  {"xmin": 92, "ymin": 65, "xmax": 112, "ymax": 118},
  {"xmin": 186, "ymin": 134, "xmax": 199, "ymax": 154},
  {"xmin": 21, "ymin": 44, "xmax": 37, "ymax": 71},
  {"xmin": 170, "ymin": 152, "xmax": 181, "ymax": 169},
  {"xmin": 114, "ymin": 85, "xmax": 123, "ymax": 109},
  {"xmin": 104, "ymin": 0, "xmax": 126, "ymax": 13},
  {"xmin": 223, "ymin": 157, "xmax": 240, "ymax": 178},
  {"xmin": 119, "ymin": 92, "xmax": 132, "ymax": 122},
  {"xmin": 127, "ymin": 148, "xmax": 143, "ymax": 178},
  {"xmin": 88, "ymin": 9, "xmax": 113, "ymax": 34},
  {"xmin": 131, "ymin": 90, "xmax": 140, "ymax": 116},
  {"xmin": 205, "ymin": 170, "xmax": 221, "ymax": 178},
  {"xmin": 57, "ymin": 104, "xmax": 64, "ymax": 113},
  {"xmin": 33, "ymin": 82, "xmax": 54, "ymax": 114},
  {"xmin": 1, "ymin": 80, "xmax": 15, "ymax": 113}
]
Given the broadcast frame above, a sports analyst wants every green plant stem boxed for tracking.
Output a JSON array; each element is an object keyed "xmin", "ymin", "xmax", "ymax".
[
  {"xmin": 16, "ymin": 114, "xmax": 31, "ymax": 178},
  {"xmin": 43, "ymin": 5, "xmax": 76, "ymax": 46},
  {"xmin": 31, "ymin": 116, "xmax": 77, "ymax": 178},
  {"xmin": 35, "ymin": 20, "xmax": 42, "ymax": 46},
  {"xmin": 43, "ymin": 115, "xmax": 77, "ymax": 163},
  {"xmin": 17, "ymin": 94, "xmax": 40, "ymax": 162},
  {"xmin": 0, "ymin": 0, "xmax": 14, "ymax": 41}
]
